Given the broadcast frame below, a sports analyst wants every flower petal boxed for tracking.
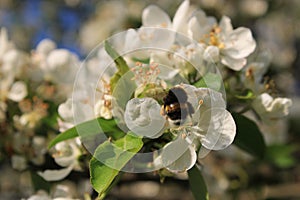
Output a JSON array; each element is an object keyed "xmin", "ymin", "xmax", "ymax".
[
  {"xmin": 223, "ymin": 27, "xmax": 256, "ymax": 59},
  {"xmin": 219, "ymin": 16, "xmax": 233, "ymax": 34},
  {"xmin": 142, "ymin": 5, "xmax": 171, "ymax": 28},
  {"xmin": 198, "ymin": 108, "xmax": 236, "ymax": 150},
  {"xmin": 138, "ymin": 27, "xmax": 175, "ymax": 50},
  {"xmin": 38, "ymin": 164, "xmax": 74, "ymax": 181},
  {"xmin": 36, "ymin": 39, "xmax": 56, "ymax": 55},
  {"xmin": 27, "ymin": 191, "xmax": 51, "ymax": 200},
  {"xmin": 203, "ymin": 45, "xmax": 220, "ymax": 62},
  {"xmin": 166, "ymin": 146, "xmax": 197, "ymax": 173},
  {"xmin": 58, "ymin": 99, "xmax": 73, "ymax": 122},
  {"xmin": 188, "ymin": 10, "xmax": 216, "ymax": 39},
  {"xmin": 252, "ymin": 93, "xmax": 292, "ymax": 120},
  {"xmin": 160, "ymin": 136, "xmax": 196, "ymax": 173},
  {"xmin": 124, "ymin": 98, "xmax": 166, "ymax": 138},
  {"xmin": 221, "ymin": 56, "xmax": 247, "ymax": 71},
  {"xmin": 172, "ymin": 0, "xmax": 190, "ymax": 32},
  {"xmin": 188, "ymin": 16, "xmax": 201, "ymax": 41}
]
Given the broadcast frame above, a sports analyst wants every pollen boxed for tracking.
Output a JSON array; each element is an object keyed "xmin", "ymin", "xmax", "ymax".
[
  {"xmin": 160, "ymin": 22, "xmax": 167, "ymax": 28},
  {"xmin": 246, "ymin": 68, "xmax": 254, "ymax": 81},
  {"xmin": 204, "ymin": 26, "xmax": 225, "ymax": 49},
  {"xmin": 198, "ymin": 99, "xmax": 204, "ymax": 105},
  {"xmin": 131, "ymin": 62, "xmax": 161, "ymax": 85}
]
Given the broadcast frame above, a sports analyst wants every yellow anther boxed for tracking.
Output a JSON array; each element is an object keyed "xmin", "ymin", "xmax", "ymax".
[{"xmin": 199, "ymin": 99, "xmax": 204, "ymax": 105}]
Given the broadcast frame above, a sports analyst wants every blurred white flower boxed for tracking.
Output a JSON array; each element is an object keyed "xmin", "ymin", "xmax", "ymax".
[
  {"xmin": 7, "ymin": 81, "xmax": 28, "ymax": 102},
  {"xmin": 241, "ymin": 51, "xmax": 272, "ymax": 93},
  {"xmin": 188, "ymin": 13, "xmax": 256, "ymax": 70},
  {"xmin": 36, "ymin": 39, "xmax": 57, "ymax": 55},
  {"xmin": 11, "ymin": 155, "xmax": 27, "ymax": 171},
  {"xmin": 239, "ymin": 0, "xmax": 268, "ymax": 17},
  {"xmin": 13, "ymin": 98, "xmax": 48, "ymax": 129},
  {"xmin": 58, "ymin": 99, "xmax": 74, "ymax": 123},
  {"xmin": 25, "ymin": 189, "xmax": 81, "ymax": 200},
  {"xmin": 243, "ymin": 61, "xmax": 268, "ymax": 93},
  {"xmin": 2, "ymin": 49, "xmax": 27, "ymax": 78},
  {"xmin": 252, "ymin": 93, "xmax": 292, "ymax": 123},
  {"xmin": 31, "ymin": 136, "xmax": 47, "ymax": 165},
  {"xmin": 0, "ymin": 28, "xmax": 14, "ymax": 61},
  {"xmin": 79, "ymin": 0, "xmax": 128, "ymax": 52},
  {"xmin": 38, "ymin": 139, "xmax": 83, "ymax": 181},
  {"xmin": 58, "ymin": 97, "xmax": 95, "ymax": 132},
  {"xmin": 44, "ymin": 49, "xmax": 79, "ymax": 84},
  {"xmin": 94, "ymin": 96, "xmax": 113, "ymax": 120},
  {"xmin": 26, "ymin": 190, "xmax": 51, "ymax": 200}
]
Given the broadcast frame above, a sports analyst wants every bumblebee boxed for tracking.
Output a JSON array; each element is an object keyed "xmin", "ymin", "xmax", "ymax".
[{"xmin": 161, "ymin": 86, "xmax": 194, "ymax": 126}]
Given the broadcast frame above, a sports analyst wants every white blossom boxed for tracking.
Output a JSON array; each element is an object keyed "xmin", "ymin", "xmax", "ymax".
[
  {"xmin": 38, "ymin": 139, "xmax": 82, "ymax": 181},
  {"xmin": 36, "ymin": 39, "xmax": 57, "ymax": 55},
  {"xmin": 0, "ymin": 28, "xmax": 14, "ymax": 61},
  {"xmin": 188, "ymin": 13, "xmax": 256, "ymax": 70},
  {"xmin": 138, "ymin": 0, "xmax": 191, "ymax": 53},
  {"xmin": 7, "ymin": 81, "xmax": 28, "ymax": 102},
  {"xmin": 252, "ymin": 93, "xmax": 292, "ymax": 123},
  {"xmin": 126, "ymin": 84, "xmax": 236, "ymax": 172},
  {"xmin": 142, "ymin": 0, "xmax": 191, "ymax": 33},
  {"xmin": 241, "ymin": 51, "xmax": 272, "ymax": 93},
  {"xmin": 44, "ymin": 49, "xmax": 79, "ymax": 84},
  {"xmin": 11, "ymin": 155, "xmax": 27, "ymax": 171},
  {"xmin": 94, "ymin": 97, "xmax": 113, "ymax": 120},
  {"xmin": 124, "ymin": 97, "xmax": 166, "ymax": 138}
]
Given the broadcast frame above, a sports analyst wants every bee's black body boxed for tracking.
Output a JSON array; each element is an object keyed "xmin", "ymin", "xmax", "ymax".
[{"xmin": 162, "ymin": 87, "xmax": 194, "ymax": 125}]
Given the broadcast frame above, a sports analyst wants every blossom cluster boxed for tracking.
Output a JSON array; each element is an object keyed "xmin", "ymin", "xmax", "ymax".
[{"xmin": 0, "ymin": 0, "xmax": 293, "ymax": 199}]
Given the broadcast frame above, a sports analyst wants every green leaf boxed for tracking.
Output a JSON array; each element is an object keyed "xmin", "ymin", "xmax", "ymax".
[
  {"xmin": 104, "ymin": 41, "xmax": 130, "ymax": 75},
  {"xmin": 188, "ymin": 165, "xmax": 209, "ymax": 200},
  {"xmin": 232, "ymin": 113, "xmax": 266, "ymax": 159},
  {"xmin": 112, "ymin": 71, "xmax": 137, "ymax": 109},
  {"xmin": 235, "ymin": 89, "xmax": 256, "ymax": 100},
  {"xmin": 105, "ymin": 41, "xmax": 130, "ymax": 92},
  {"xmin": 193, "ymin": 73, "xmax": 222, "ymax": 91},
  {"xmin": 90, "ymin": 134, "xmax": 143, "ymax": 198},
  {"xmin": 265, "ymin": 144, "xmax": 298, "ymax": 168},
  {"xmin": 48, "ymin": 118, "xmax": 123, "ymax": 149},
  {"xmin": 132, "ymin": 57, "xmax": 150, "ymax": 64}
]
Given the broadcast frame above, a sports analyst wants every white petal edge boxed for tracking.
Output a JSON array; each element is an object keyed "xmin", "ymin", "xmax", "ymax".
[
  {"xmin": 172, "ymin": 0, "xmax": 190, "ymax": 32},
  {"xmin": 7, "ymin": 81, "xmax": 28, "ymax": 102},
  {"xmin": 37, "ymin": 164, "xmax": 74, "ymax": 181},
  {"xmin": 198, "ymin": 109, "xmax": 236, "ymax": 150},
  {"xmin": 219, "ymin": 16, "xmax": 233, "ymax": 34},
  {"xmin": 203, "ymin": 45, "xmax": 220, "ymax": 62},
  {"xmin": 221, "ymin": 56, "xmax": 247, "ymax": 71},
  {"xmin": 160, "ymin": 136, "xmax": 196, "ymax": 173},
  {"xmin": 142, "ymin": 5, "xmax": 171, "ymax": 28},
  {"xmin": 224, "ymin": 27, "xmax": 256, "ymax": 59},
  {"xmin": 166, "ymin": 146, "xmax": 197, "ymax": 173}
]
